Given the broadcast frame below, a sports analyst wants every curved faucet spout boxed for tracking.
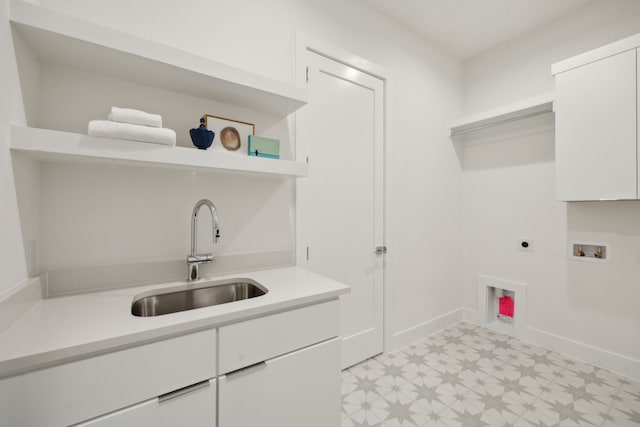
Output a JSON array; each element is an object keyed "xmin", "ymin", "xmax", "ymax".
[
  {"xmin": 191, "ymin": 199, "xmax": 220, "ymax": 256},
  {"xmin": 188, "ymin": 199, "xmax": 220, "ymax": 281}
]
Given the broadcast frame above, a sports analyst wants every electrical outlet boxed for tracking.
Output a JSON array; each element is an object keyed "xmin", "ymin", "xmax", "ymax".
[{"xmin": 517, "ymin": 239, "xmax": 534, "ymax": 252}]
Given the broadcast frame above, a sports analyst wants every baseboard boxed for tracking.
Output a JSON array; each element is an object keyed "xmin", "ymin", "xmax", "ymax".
[
  {"xmin": 462, "ymin": 307, "xmax": 479, "ymax": 323},
  {"xmin": 0, "ymin": 276, "xmax": 43, "ymax": 335},
  {"xmin": 462, "ymin": 307, "xmax": 640, "ymax": 381},
  {"xmin": 387, "ymin": 308, "xmax": 463, "ymax": 351},
  {"xmin": 525, "ymin": 326, "xmax": 640, "ymax": 382}
]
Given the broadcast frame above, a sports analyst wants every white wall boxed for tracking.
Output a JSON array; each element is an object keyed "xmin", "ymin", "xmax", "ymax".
[
  {"xmin": 0, "ymin": 0, "xmax": 34, "ymax": 299},
  {"xmin": 464, "ymin": 0, "xmax": 640, "ymax": 113},
  {"xmin": 3, "ymin": 0, "xmax": 464, "ymax": 347},
  {"xmin": 461, "ymin": 0, "xmax": 640, "ymax": 378}
]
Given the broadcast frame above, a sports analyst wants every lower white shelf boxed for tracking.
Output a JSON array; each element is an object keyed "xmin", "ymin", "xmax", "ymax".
[{"xmin": 9, "ymin": 126, "xmax": 308, "ymax": 178}]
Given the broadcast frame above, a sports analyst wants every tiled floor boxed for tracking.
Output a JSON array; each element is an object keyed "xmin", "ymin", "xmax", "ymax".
[{"xmin": 341, "ymin": 322, "xmax": 640, "ymax": 427}]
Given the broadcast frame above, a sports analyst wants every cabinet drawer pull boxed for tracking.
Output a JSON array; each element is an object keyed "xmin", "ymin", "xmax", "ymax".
[
  {"xmin": 226, "ymin": 361, "xmax": 267, "ymax": 377},
  {"xmin": 158, "ymin": 380, "xmax": 210, "ymax": 402}
]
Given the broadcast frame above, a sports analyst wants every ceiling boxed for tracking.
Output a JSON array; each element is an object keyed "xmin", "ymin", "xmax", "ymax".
[{"xmin": 363, "ymin": 0, "xmax": 594, "ymax": 59}]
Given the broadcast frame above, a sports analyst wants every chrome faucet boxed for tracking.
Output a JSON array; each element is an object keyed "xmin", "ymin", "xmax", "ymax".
[{"xmin": 187, "ymin": 199, "xmax": 220, "ymax": 281}]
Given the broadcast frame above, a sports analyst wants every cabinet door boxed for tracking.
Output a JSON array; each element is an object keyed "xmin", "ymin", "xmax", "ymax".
[
  {"xmin": 75, "ymin": 379, "xmax": 216, "ymax": 427},
  {"xmin": 219, "ymin": 338, "xmax": 341, "ymax": 427},
  {"xmin": 555, "ymin": 49, "xmax": 637, "ymax": 201},
  {"xmin": 0, "ymin": 329, "xmax": 216, "ymax": 427}
]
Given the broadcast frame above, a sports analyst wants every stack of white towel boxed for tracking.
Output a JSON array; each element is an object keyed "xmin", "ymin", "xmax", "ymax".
[{"xmin": 88, "ymin": 107, "xmax": 176, "ymax": 146}]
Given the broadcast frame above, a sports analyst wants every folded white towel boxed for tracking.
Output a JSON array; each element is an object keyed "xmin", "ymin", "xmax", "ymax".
[
  {"xmin": 88, "ymin": 120, "xmax": 176, "ymax": 146},
  {"xmin": 108, "ymin": 107, "xmax": 163, "ymax": 128}
]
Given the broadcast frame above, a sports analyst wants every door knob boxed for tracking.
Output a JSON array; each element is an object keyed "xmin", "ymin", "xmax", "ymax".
[{"xmin": 375, "ymin": 246, "xmax": 387, "ymax": 255}]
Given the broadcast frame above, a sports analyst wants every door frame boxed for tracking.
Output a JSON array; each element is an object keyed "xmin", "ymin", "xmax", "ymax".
[{"xmin": 294, "ymin": 32, "xmax": 394, "ymax": 354}]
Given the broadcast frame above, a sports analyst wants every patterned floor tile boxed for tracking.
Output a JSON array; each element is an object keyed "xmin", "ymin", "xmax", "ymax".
[
  {"xmin": 534, "ymin": 389, "xmax": 607, "ymax": 426},
  {"xmin": 435, "ymin": 405, "xmax": 510, "ymax": 427},
  {"xmin": 604, "ymin": 405, "xmax": 640, "ymax": 426},
  {"xmin": 344, "ymin": 397, "xmax": 389, "ymax": 427},
  {"xmin": 514, "ymin": 408, "xmax": 558, "ymax": 427},
  {"xmin": 343, "ymin": 389, "xmax": 385, "ymax": 417},
  {"xmin": 341, "ymin": 323, "xmax": 640, "ymax": 427},
  {"xmin": 551, "ymin": 370, "xmax": 617, "ymax": 407},
  {"xmin": 377, "ymin": 393, "xmax": 430, "ymax": 426},
  {"xmin": 611, "ymin": 389, "xmax": 640, "ymax": 421},
  {"xmin": 621, "ymin": 378, "xmax": 640, "ymax": 395}
]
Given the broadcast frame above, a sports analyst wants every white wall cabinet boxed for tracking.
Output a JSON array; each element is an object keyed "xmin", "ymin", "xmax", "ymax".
[
  {"xmin": 553, "ymin": 35, "xmax": 640, "ymax": 201},
  {"xmin": 219, "ymin": 339, "xmax": 341, "ymax": 427},
  {"xmin": 76, "ymin": 380, "xmax": 216, "ymax": 427}
]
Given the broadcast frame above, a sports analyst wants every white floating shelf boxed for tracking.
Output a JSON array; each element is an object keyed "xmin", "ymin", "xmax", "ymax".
[
  {"xmin": 10, "ymin": 126, "xmax": 309, "ymax": 178},
  {"xmin": 9, "ymin": 0, "xmax": 307, "ymax": 116},
  {"xmin": 450, "ymin": 93, "xmax": 554, "ymax": 138}
]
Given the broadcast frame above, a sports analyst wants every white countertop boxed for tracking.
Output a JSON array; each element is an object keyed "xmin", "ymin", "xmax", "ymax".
[{"xmin": 0, "ymin": 266, "xmax": 349, "ymax": 378}]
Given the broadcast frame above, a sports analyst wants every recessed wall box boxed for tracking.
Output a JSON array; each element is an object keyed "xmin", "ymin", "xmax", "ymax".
[{"xmin": 569, "ymin": 241, "xmax": 610, "ymax": 262}]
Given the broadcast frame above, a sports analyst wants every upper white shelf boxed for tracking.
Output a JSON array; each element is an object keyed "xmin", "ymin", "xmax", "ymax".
[
  {"xmin": 10, "ymin": 126, "xmax": 309, "ymax": 178},
  {"xmin": 9, "ymin": 0, "xmax": 307, "ymax": 116},
  {"xmin": 450, "ymin": 93, "xmax": 554, "ymax": 138}
]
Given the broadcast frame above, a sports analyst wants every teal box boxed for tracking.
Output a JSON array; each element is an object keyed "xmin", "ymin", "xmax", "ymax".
[{"xmin": 248, "ymin": 135, "xmax": 280, "ymax": 159}]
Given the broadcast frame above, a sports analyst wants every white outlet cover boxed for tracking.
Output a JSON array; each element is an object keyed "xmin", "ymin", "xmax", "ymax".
[{"xmin": 517, "ymin": 239, "xmax": 534, "ymax": 252}]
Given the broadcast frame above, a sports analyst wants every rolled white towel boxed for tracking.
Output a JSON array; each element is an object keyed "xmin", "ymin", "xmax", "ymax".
[
  {"xmin": 108, "ymin": 107, "xmax": 163, "ymax": 128},
  {"xmin": 88, "ymin": 120, "xmax": 176, "ymax": 146}
]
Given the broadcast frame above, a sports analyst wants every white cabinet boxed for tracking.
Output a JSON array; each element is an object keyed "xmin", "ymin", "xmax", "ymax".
[
  {"xmin": 218, "ymin": 300, "xmax": 339, "ymax": 373},
  {"xmin": 76, "ymin": 379, "xmax": 216, "ymax": 427},
  {"xmin": 0, "ymin": 300, "xmax": 343, "ymax": 427},
  {"xmin": 553, "ymin": 37, "xmax": 640, "ymax": 201},
  {"xmin": 217, "ymin": 300, "xmax": 341, "ymax": 427},
  {"xmin": 219, "ymin": 339, "xmax": 341, "ymax": 427},
  {"xmin": 0, "ymin": 329, "xmax": 216, "ymax": 427}
]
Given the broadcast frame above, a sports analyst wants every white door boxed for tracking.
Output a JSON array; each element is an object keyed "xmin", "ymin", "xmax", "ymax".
[{"xmin": 297, "ymin": 50, "xmax": 384, "ymax": 368}]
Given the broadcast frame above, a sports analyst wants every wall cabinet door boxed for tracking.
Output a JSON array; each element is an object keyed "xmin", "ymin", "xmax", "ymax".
[
  {"xmin": 219, "ymin": 338, "xmax": 341, "ymax": 427},
  {"xmin": 555, "ymin": 49, "xmax": 637, "ymax": 201},
  {"xmin": 75, "ymin": 379, "xmax": 216, "ymax": 427}
]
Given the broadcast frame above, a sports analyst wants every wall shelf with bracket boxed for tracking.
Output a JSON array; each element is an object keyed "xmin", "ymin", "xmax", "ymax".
[{"xmin": 450, "ymin": 93, "xmax": 554, "ymax": 138}]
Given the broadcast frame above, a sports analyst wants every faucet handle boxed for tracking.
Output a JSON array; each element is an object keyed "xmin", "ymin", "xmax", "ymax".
[{"xmin": 187, "ymin": 254, "xmax": 214, "ymax": 264}]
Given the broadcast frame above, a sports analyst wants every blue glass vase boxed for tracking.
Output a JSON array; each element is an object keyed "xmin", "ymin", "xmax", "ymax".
[{"xmin": 190, "ymin": 117, "xmax": 214, "ymax": 150}]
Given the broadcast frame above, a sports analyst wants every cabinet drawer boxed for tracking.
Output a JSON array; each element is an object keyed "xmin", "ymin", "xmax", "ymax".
[
  {"xmin": 219, "ymin": 338, "xmax": 341, "ymax": 427},
  {"xmin": 75, "ymin": 379, "xmax": 216, "ymax": 427},
  {"xmin": 219, "ymin": 300, "xmax": 339, "ymax": 374},
  {"xmin": 0, "ymin": 328, "xmax": 216, "ymax": 427}
]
